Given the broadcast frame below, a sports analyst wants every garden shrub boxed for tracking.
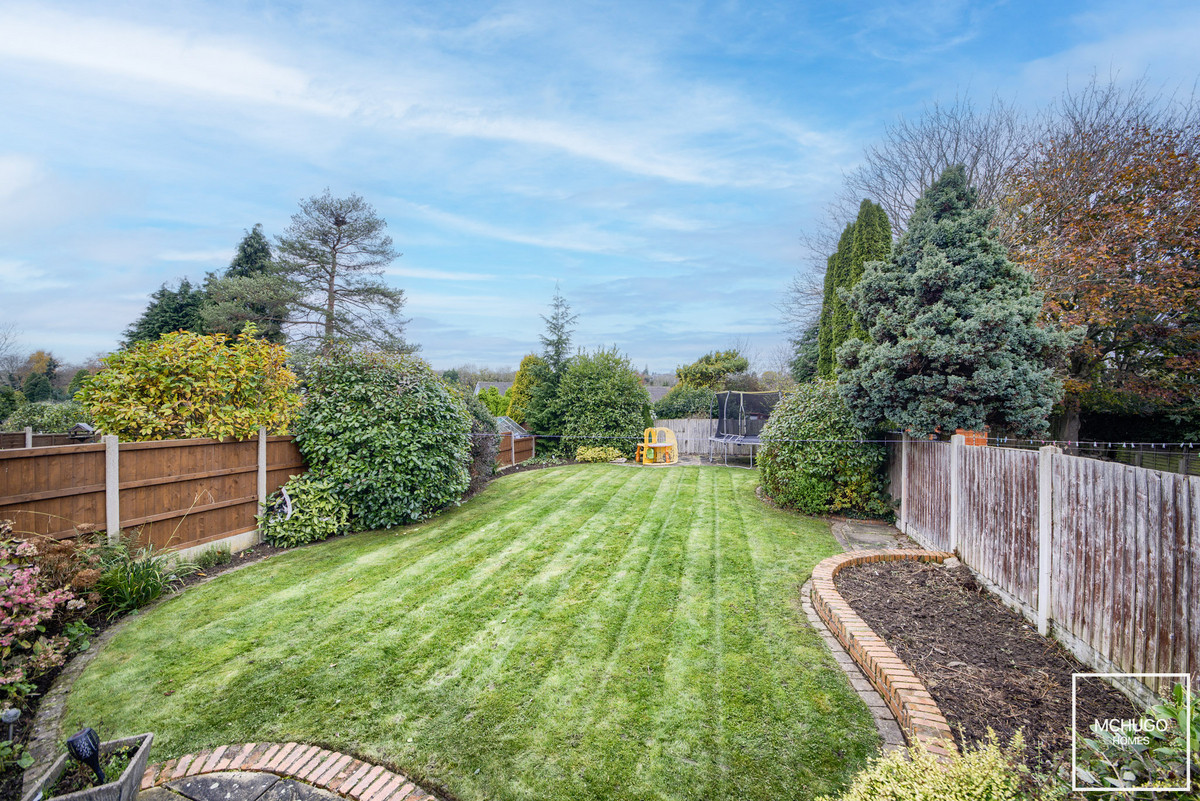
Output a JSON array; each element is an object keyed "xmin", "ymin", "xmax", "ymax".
[
  {"xmin": 461, "ymin": 390, "xmax": 500, "ymax": 484},
  {"xmin": 477, "ymin": 386, "xmax": 509, "ymax": 416},
  {"xmin": 77, "ymin": 325, "xmax": 300, "ymax": 441},
  {"xmin": 0, "ymin": 388, "xmax": 22, "ymax": 424},
  {"xmin": 295, "ymin": 349, "xmax": 473, "ymax": 529},
  {"xmin": 258, "ymin": 473, "xmax": 350, "ymax": 547},
  {"xmin": 575, "ymin": 445, "xmax": 623, "ymax": 462},
  {"xmin": 1, "ymin": 521, "xmax": 93, "ymax": 712},
  {"xmin": 817, "ymin": 734, "xmax": 1035, "ymax": 801},
  {"xmin": 557, "ymin": 348, "xmax": 650, "ymax": 458},
  {"xmin": 1072, "ymin": 682, "xmax": 1198, "ymax": 796},
  {"xmin": 653, "ymin": 385, "xmax": 715, "ymax": 419},
  {"xmin": 506, "ymin": 354, "xmax": 545, "ymax": 424},
  {"xmin": 3, "ymin": 400, "xmax": 92, "ymax": 432},
  {"xmin": 759, "ymin": 379, "xmax": 891, "ymax": 518}
]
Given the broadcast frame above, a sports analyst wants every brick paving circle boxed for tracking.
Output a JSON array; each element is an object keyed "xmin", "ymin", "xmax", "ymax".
[{"xmin": 140, "ymin": 743, "xmax": 440, "ymax": 801}]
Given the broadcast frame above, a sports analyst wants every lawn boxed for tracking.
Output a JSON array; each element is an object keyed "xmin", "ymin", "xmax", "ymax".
[{"xmin": 66, "ymin": 465, "xmax": 878, "ymax": 800}]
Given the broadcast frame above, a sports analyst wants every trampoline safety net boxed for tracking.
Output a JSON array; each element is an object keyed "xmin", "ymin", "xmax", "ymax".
[{"xmin": 708, "ymin": 390, "xmax": 783, "ymax": 465}]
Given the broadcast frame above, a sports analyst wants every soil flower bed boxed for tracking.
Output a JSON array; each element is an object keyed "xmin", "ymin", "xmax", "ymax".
[{"xmin": 835, "ymin": 558, "xmax": 1138, "ymax": 772}]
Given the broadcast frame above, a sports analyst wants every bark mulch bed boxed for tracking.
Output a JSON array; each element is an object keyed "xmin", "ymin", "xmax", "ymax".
[{"xmin": 835, "ymin": 559, "xmax": 1138, "ymax": 773}]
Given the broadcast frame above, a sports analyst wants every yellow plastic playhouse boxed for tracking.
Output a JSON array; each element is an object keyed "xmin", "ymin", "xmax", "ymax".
[{"xmin": 636, "ymin": 427, "xmax": 679, "ymax": 465}]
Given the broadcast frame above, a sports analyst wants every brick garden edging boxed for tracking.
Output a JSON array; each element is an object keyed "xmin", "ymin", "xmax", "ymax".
[
  {"xmin": 810, "ymin": 549, "xmax": 959, "ymax": 757},
  {"xmin": 140, "ymin": 742, "xmax": 440, "ymax": 801}
]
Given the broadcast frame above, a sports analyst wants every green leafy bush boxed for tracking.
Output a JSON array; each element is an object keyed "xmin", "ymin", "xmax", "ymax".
[
  {"xmin": 818, "ymin": 734, "xmax": 1036, "ymax": 801},
  {"xmin": 258, "ymin": 473, "xmax": 350, "ymax": 547},
  {"xmin": 93, "ymin": 535, "xmax": 196, "ymax": 619},
  {"xmin": 1072, "ymin": 683, "xmax": 1197, "ymax": 796},
  {"xmin": 77, "ymin": 325, "xmax": 300, "ymax": 441},
  {"xmin": 653, "ymin": 385, "xmax": 715, "ymax": 419},
  {"xmin": 461, "ymin": 391, "xmax": 500, "ymax": 483},
  {"xmin": 557, "ymin": 348, "xmax": 650, "ymax": 458},
  {"xmin": 759, "ymin": 380, "xmax": 891, "ymax": 518},
  {"xmin": 477, "ymin": 386, "xmax": 510, "ymax": 416},
  {"xmin": 295, "ymin": 350, "xmax": 473, "ymax": 529},
  {"xmin": 575, "ymin": 445, "xmax": 623, "ymax": 462},
  {"xmin": 3, "ymin": 400, "xmax": 93, "ymax": 432},
  {"xmin": 0, "ymin": 388, "xmax": 22, "ymax": 423}
]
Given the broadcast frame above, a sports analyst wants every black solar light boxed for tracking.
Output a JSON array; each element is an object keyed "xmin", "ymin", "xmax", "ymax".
[{"xmin": 67, "ymin": 727, "xmax": 105, "ymax": 785}]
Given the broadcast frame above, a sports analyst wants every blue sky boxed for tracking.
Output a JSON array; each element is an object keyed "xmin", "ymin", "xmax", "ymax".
[{"xmin": 2, "ymin": 0, "xmax": 1198, "ymax": 372}]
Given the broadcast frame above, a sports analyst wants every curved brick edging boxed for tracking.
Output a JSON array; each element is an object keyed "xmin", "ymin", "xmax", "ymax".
[
  {"xmin": 140, "ymin": 742, "xmax": 440, "ymax": 801},
  {"xmin": 810, "ymin": 549, "xmax": 959, "ymax": 757}
]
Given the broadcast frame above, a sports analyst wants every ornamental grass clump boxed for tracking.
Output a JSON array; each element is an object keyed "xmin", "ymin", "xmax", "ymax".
[
  {"xmin": 294, "ymin": 349, "xmax": 473, "ymax": 529},
  {"xmin": 759, "ymin": 380, "xmax": 891, "ymax": 518}
]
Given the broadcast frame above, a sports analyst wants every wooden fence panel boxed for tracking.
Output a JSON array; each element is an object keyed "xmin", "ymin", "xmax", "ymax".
[
  {"xmin": 266, "ymin": 436, "xmax": 306, "ymax": 495},
  {"xmin": 958, "ymin": 446, "xmax": 1039, "ymax": 607},
  {"xmin": 0, "ymin": 432, "xmax": 95, "ymax": 449},
  {"xmin": 497, "ymin": 434, "xmax": 536, "ymax": 467},
  {"xmin": 1, "ymin": 435, "xmax": 311, "ymax": 552},
  {"xmin": 119, "ymin": 439, "xmax": 259, "ymax": 550},
  {"xmin": 0, "ymin": 443, "xmax": 106, "ymax": 539},
  {"xmin": 904, "ymin": 440, "xmax": 951, "ymax": 550},
  {"xmin": 1051, "ymin": 455, "xmax": 1199, "ymax": 694}
]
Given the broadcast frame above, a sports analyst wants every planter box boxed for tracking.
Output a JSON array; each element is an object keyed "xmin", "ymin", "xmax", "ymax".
[{"xmin": 22, "ymin": 733, "xmax": 153, "ymax": 801}]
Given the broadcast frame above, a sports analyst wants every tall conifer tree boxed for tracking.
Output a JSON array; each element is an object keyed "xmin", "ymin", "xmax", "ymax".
[{"xmin": 838, "ymin": 166, "xmax": 1070, "ymax": 437}]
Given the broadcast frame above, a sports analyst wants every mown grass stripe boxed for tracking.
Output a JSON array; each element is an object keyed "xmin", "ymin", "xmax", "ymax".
[{"xmin": 66, "ymin": 465, "xmax": 878, "ymax": 801}]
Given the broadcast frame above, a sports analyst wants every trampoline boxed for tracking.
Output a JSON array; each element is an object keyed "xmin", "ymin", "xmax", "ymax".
[{"xmin": 708, "ymin": 390, "xmax": 783, "ymax": 466}]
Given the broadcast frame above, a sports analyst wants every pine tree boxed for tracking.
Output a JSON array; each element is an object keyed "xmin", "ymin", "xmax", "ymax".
[
  {"xmin": 838, "ymin": 165, "xmax": 1070, "ymax": 437},
  {"xmin": 539, "ymin": 286, "xmax": 577, "ymax": 374},
  {"xmin": 203, "ymin": 224, "xmax": 295, "ymax": 343},
  {"xmin": 275, "ymin": 190, "xmax": 409, "ymax": 353},
  {"xmin": 123, "ymin": 278, "xmax": 208, "ymax": 346},
  {"xmin": 816, "ymin": 223, "xmax": 853, "ymax": 378}
]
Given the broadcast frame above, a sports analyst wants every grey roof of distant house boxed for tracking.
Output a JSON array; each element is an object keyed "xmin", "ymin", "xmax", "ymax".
[
  {"xmin": 474, "ymin": 381, "xmax": 514, "ymax": 395},
  {"xmin": 647, "ymin": 386, "xmax": 672, "ymax": 402}
]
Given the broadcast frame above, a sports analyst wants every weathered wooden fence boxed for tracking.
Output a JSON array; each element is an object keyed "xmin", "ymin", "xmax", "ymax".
[
  {"xmin": 892, "ymin": 435, "xmax": 1199, "ymax": 698},
  {"xmin": 497, "ymin": 433, "xmax": 535, "ymax": 467},
  {"xmin": 0, "ymin": 433, "xmax": 305, "ymax": 551},
  {"xmin": 0, "ymin": 430, "xmax": 96, "ymax": 449},
  {"xmin": 654, "ymin": 418, "xmax": 757, "ymax": 458}
]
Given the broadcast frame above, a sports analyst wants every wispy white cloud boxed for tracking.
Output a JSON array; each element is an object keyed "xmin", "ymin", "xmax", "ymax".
[
  {"xmin": 158, "ymin": 249, "xmax": 233, "ymax": 263},
  {"xmin": 392, "ymin": 199, "xmax": 639, "ymax": 254},
  {"xmin": 0, "ymin": 5, "xmax": 348, "ymax": 115},
  {"xmin": 387, "ymin": 266, "xmax": 498, "ymax": 282}
]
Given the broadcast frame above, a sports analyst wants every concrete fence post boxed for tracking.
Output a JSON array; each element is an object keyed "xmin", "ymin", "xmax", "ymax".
[
  {"xmin": 24, "ymin": 426, "xmax": 33, "ymax": 449},
  {"xmin": 104, "ymin": 434, "xmax": 120, "ymax": 544},
  {"xmin": 948, "ymin": 434, "xmax": 965, "ymax": 554},
  {"xmin": 257, "ymin": 427, "xmax": 268, "ymax": 514},
  {"xmin": 900, "ymin": 433, "xmax": 910, "ymax": 535},
  {"xmin": 1037, "ymin": 444, "xmax": 1061, "ymax": 636}
]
